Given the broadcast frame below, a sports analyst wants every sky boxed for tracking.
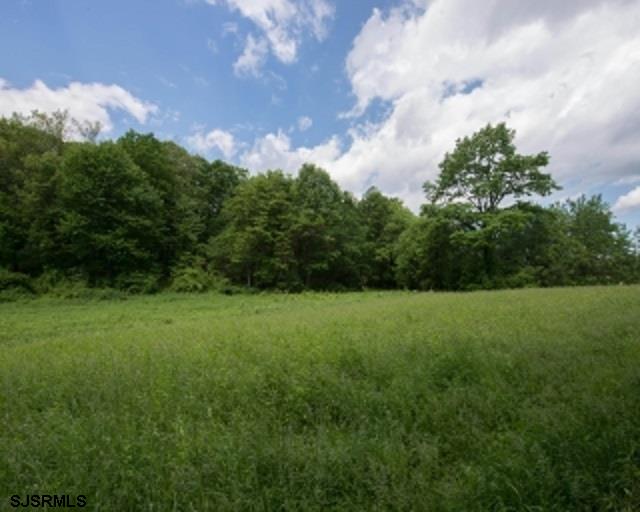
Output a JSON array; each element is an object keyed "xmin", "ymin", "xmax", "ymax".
[{"xmin": 1, "ymin": 0, "xmax": 639, "ymax": 227}]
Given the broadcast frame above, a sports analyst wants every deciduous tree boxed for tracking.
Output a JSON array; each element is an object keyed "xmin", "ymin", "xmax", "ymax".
[{"xmin": 424, "ymin": 123, "xmax": 558, "ymax": 213}]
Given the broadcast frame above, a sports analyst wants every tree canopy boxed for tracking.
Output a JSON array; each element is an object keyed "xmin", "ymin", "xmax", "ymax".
[
  {"xmin": 0, "ymin": 112, "xmax": 637, "ymax": 297},
  {"xmin": 423, "ymin": 123, "xmax": 558, "ymax": 213}
]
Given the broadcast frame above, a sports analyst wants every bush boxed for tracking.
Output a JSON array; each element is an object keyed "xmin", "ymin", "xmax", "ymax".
[
  {"xmin": 114, "ymin": 272, "xmax": 161, "ymax": 294},
  {"xmin": 32, "ymin": 270, "xmax": 123, "ymax": 300},
  {"xmin": 498, "ymin": 267, "xmax": 540, "ymax": 289},
  {"xmin": 168, "ymin": 265, "xmax": 231, "ymax": 293},
  {"xmin": 0, "ymin": 287, "xmax": 33, "ymax": 303},
  {"xmin": 31, "ymin": 268, "xmax": 69, "ymax": 294},
  {"xmin": 0, "ymin": 268, "xmax": 34, "ymax": 293},
  {"xmin": 31, "ymin": 269, "xmax": 91, "ymax": 298}
]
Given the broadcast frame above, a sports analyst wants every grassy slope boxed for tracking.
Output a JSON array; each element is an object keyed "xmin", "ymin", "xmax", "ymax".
[{"xmin": 1, "ymin": 287, "xmax": 639, "ymax": 511}]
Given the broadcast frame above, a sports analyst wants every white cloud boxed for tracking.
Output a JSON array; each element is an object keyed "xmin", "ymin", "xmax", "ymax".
[
  {"xmin": 0, "ymin": 78, "xmax": 157, "ymax": 134},
  {"xmin": 222, "ymin": 22, "xmax": 239, "ymax": 36},
  {"xmin": 614, "ymin": 186, "xmax": 640, "ymax": 212},
  {"xmin": 332, "ymin": 0, "xmax": 640, "ymax": 208},
  {"xmin": 238, "ymin": 1, "xmax": 640, "ymax": 210},
  {"xmin": 187, "ymin": 128, "xmax": 237, "ymax": 158},
  {"xmin": 240, "ymin": 130, "xmax": 341, "ymax": 172},
  {"xmin": 206, "ymin": 0, "xmax": 334, "ymax": 73},
  {"xmin": 234, "ymin": 34, "xmax": 269, "ymax": 77},
  {"xmin": 297, "ymin": 115, "xmax": 312, "ymax": 131},
  {"xmin": 615, "ymin": 175, "xmax": 640, "ymax": 186}
]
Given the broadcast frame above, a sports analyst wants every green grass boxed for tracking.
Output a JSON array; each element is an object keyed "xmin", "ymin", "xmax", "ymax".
[{"xmin": 1, "ymin": 287, "xmax": 639, "ymax": 511}]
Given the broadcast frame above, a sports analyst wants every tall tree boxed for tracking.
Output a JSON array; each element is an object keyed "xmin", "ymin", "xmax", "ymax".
[
  {"xmin": 358, "ymin": 187, "xmax": 414, "ymax": 288},
  {"xmin": 56, "ymin": 142, "xmax": 163, "ymax": 285},
  {"xmin": 555, "ymin": 195, "xmax": 636, "ymax": 284},
  {"xmin": 0, "ymin": 115, "xmax": 63, "ymax": 272},
  {"xmin": 418, "ymin": 123, "xmax": 561, "ymax": 288},
  {"xmin": 290, "ymin": 164, "xmax": 349, "ymax": 289},
  {"xmin": 424, "ymin": 123, "xmax": 558, "ymax": 213},
  {"xmin": 211, "ymin": 171, "xmax": 295, "ymax": 289},
  {"xmin": 396, "ymin": 204, "xmax": 482, "ymax": 290},
  {"xmin": 117, "ymin": 131, "xmax": 184, "ymax": 275},
  {"xmin": 200, "ymin": 159, "xmax": 248, "ymax": 240}
]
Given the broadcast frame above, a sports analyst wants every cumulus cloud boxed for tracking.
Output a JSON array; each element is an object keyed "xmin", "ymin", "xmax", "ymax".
[
  {"xmin": 187, "ymin": 128, "xmax": 237, "ymax": 158},
  {"xmin": 240, "ymin": 130, "xmax": 341, "ymax": 172},
  {"xmin": 297, "ymin": 115, "xmax": 312, "ymax": 132},
  {"xmin": 241, "ymin": 0, "xmax": 640, "ymax": 210},
  {"xmin": 0, "ymin": 78, "xmax": 157, "ymax": 133},
  {"xmin": 614, "ymin": 186, "xmax": 640, "ymax": 212},
  {"xmin": 335, "ymin": 0, "xmax": 640, "ymax": 205},
  {"xmin": 234, "ymin": 34, "xmax": 269, "ymax": 77},
  {"xmin": 206, "ymin": 0, "xmax": 334, "ymax": 73}
]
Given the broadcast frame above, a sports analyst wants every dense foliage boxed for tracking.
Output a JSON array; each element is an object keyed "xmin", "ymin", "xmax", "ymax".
[{"xmin": 0, "ymin": 113, "xmax": 638, "ymax": 295}]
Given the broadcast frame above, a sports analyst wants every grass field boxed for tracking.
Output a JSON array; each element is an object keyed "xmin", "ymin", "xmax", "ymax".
[{"xmin": 1, "ymin": 287, "xmax": 639, "ymax": 511}]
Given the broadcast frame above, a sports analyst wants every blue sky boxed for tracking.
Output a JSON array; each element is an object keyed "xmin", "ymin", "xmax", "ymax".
[
  {"xmin": 0, "ymin": 0, "xmax": 383, "ymax": 147},
  {"xmin": 1, "ymin": 0, "xmax": 639, "ymax": 227}
]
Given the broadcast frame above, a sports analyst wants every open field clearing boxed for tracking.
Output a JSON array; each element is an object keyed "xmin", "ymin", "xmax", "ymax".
[{"xmin": 1, "ymin": 287, "xmax": 640, "ymax": 510}]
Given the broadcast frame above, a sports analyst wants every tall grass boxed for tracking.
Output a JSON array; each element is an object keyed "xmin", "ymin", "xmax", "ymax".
[{"xmin": 1, "ymin": 287, "xmax": 639, "ymax": 510}]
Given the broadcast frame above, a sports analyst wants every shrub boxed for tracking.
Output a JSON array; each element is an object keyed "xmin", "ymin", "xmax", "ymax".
[
  {"xmin": 31, "ymin": 269, "xmax": 91, "ymax": 298},
  {"xmin": 31, "ymin": 268, "xmax": 69, "ymax": 295},
  {"xmin": 168, "ymin": 265, "xmax": 231, "ymax": 293},
  {"xmin": 0, "ymin": 268, "xmax": 34, "ymax": 293},
  {"xmin": 0, "ymin": 287, "xmax": 33, "ymax": 303},
  {"xmin": 498, "ymin": 267, "xmax": 539, "ymax": 289},
  {"xmin": 114, "ymin": 272, "xmax": 161, "ymax": 294}
]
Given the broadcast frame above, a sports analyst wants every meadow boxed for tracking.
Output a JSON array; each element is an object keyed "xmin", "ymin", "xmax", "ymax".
[{"xmin": 1, "ymin": 287, "xmax": 639, "ymax": 511}]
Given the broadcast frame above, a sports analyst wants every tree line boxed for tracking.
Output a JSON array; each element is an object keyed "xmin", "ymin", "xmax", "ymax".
[{"xmin": 1, "ymin": 112, "xmax": 638, "ymax": 297}]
